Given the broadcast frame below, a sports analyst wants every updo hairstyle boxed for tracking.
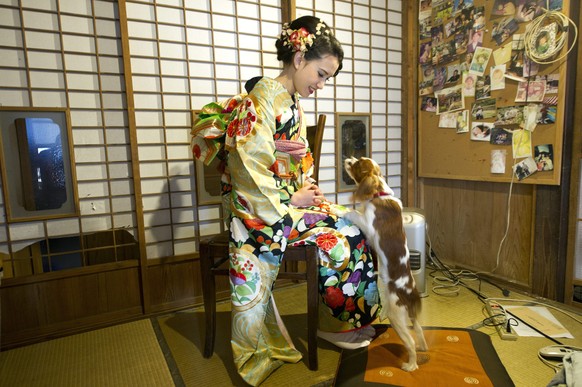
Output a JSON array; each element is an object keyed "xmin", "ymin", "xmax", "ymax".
[{"xmin": 275, "ymin": 15, "xmax": 344, "ymax": 76}]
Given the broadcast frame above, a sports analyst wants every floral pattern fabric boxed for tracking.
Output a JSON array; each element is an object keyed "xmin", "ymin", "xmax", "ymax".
[{"xmin": 194, "ymin": 77, "xmax": 379, "ymax": 386}]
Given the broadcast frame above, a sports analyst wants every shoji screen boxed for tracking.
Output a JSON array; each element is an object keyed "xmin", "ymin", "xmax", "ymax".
[
  {"xmin": 124, "ymin": 0, "xmax": 284, "ymax": 259},
  {"xmin": 0, "ymin": 0, "xmax": 135, "ymax": 276},
  {"xmin": 295, "ymin": 0, "xmax": 403, "ymax": 204},
  {"xmin": 125, "ymin": 0, "xmax": 403, "ymax": 260}
]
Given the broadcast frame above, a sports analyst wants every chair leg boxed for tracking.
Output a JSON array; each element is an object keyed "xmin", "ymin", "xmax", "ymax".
[
  {"xmin": 306, "ymin": 246, "xmax": 319, "ymax": 371},
  {"xmin": 199, "ymin": 241, "xmax": 217, "ymax": 358}
]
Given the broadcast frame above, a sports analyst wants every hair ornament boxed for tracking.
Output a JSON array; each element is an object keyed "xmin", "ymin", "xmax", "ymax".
[{"xmin": 281, "ymin": 21, "xmax": 330, "ymax": 54}]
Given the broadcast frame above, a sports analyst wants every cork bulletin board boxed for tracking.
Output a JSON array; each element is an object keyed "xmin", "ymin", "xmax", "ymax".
[{"xmin": 417, "ymin": 0, "xmax": 574, "ymax": 185}]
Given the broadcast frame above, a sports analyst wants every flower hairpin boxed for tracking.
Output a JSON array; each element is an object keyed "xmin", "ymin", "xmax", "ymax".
[
  {"xmin": 281, "ymin": 21, "xmax": 330, "ymax": 54},
  {"xmin": 281, "ymin": 24, "xmax": 314, "ymax": 53}
]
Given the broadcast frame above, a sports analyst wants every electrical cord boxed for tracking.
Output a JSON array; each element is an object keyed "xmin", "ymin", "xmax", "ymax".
[
  {"xmin": 425, "ymin": 224, "xmax": 509, "ymax": 299},
  {"xmin": 524, "ymin": 6, "xmax": 578, "ymax": 64}
]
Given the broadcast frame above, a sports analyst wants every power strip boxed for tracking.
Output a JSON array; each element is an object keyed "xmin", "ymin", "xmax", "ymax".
[{"xmin": 485, "ymin": 300, "xmax": 518, "ymax": 341}]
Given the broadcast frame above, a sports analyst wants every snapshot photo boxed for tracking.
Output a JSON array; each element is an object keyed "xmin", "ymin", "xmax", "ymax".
[
  {"xmin": 513, "ymin": 156, "xmax": 538, "ymax": 181},
  {"xmin": 534, "ymin": 144, "xmax": 554, "ymax": 171},
  {"xmin": 435, "ymin": 85, "xmax": 465, "ymax": 114},
  {"xmin": 471, "ymin": 98, "xmax": 497, "ymax": 119},
  {"xmin": 495, "ymin": 105, "xmax": 525, "ymax": 126},
  {"xmin": 470, "ymin": 121, "xmax": 493, "ymax": 141},
  {"xmin": 490, "ymin": 127, "xmax": 513, "ymax": 145}
]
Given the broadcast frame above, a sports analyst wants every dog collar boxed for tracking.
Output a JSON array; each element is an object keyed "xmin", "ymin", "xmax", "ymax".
[{"xmin": 374, "ymin": 191, "xmax": 391, "ymax": 198}]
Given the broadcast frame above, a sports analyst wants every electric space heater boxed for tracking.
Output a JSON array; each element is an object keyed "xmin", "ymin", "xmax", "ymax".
[{"xmin": 402, "ymin": 208, "xmax": 427, "ymax": 297}]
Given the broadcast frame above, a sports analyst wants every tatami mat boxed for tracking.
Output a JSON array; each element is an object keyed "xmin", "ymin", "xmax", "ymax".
[
  {"xmin": 0, "ymin": 319, "xmax": 174, "ymax": 386},
  {"xmin": 156, "ymin": 285, "xmax": 341, "ymax": 387},
  {"xmin": 1, "ymin": 280, "xmax": 580, "ymax": 387}
]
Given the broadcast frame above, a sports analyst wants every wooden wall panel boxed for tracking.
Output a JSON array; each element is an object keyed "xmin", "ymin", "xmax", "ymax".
[
  {"xmin": 1, "ymin": 267, "xmax": 142, "ymax": 349},
  {"xmin": 421, "ymin": 178, "xmax": 534, "ymax": 287},
  {"xmin": 147, "ymin": 259, "xmax": 200, "ymax": 312}
]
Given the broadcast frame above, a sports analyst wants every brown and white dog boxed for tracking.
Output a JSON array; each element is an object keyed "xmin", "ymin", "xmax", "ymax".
[{"xmin": 337, "ymin": 156, "xmax": 428, "ymax": 371}]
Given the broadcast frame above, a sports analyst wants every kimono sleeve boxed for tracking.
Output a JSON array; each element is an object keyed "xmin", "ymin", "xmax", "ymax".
[{"xmin": 226, "ymin": 94, "xmax": 291, "ymax": 226}]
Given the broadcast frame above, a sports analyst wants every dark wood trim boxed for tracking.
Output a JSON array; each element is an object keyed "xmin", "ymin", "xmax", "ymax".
[
  {"xmin": 403, "ymin": 0, "xmax": 419, "ymax": 207},
  {"xmin": 532, "ymin": 2, "xmax": 579, "ymax": 302},
  {"xmin": 565, "ymin": 1, "xmax": 582, "ymax": 306},
  {"xmin": 281, "ymin": 0, "xmax": 295, "ymax": 24},
  {"xmin": 117, "ymin": 0, "xmax": 149, "ymax": 314},
  {"xmin": 0, "ymin": 260, "xmax": 139, "ymax": 288}
]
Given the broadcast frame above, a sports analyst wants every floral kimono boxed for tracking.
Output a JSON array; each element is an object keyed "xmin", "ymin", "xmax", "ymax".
[{"xmin": 192, "ymin": 77, "xmax": 379, "ymax": 386}]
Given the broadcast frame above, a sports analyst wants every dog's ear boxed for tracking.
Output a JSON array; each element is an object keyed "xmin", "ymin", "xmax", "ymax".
[{"xmin": 353, "ymin": 175, "xmax": 380, "ymax": 201}]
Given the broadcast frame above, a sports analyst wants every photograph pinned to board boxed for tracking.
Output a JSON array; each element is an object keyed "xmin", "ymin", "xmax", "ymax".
[
  {"xmin": 467, "ymin": 29, "xmax": 484, "ymax": 54},
  {"xmin": 490, "ymin": 127, "xmax": 513, "ymax": 145},
  {"xmin": 491, "ymin": 149, "xmax": 508, "ymax": 174},
  {"xmin": 419, "ymin": 80, "xmax": 433, "ymax": 96},
  {"xmin": 472, "ymin": 6, "xmax": 486, "ymax": 31},
  {"xmin": 538, "ymin": 105, "xmax": 557, "ymax": 124},
  {"xmin": 469, "ymin": 46, "xmax": 492, "ymax": 76},
  {"xmin": 471, "ymin": 121, "xmax": 493, "ymax": 141},
  {"xmin": 453, "ymin": 0, "xmax": 474, "ymax": 13},
  {"xmin": 492, "ymin": 0, "xmax": 517, "ymax": 17},
  {"xmin": 516, "ymin": 81, "xmax": 546, "ymax": 103},
  {"xmin": 433, "ymin": 1, "xmax": 454, "ymax": 26},
  {"xmin": 535, "ymin": 73, "xmax": 559, "ymax": 94},
  {"xmin": 505, "ymin": 49, "xmax": 525, "ymax": 81},
  {"xmin": 491, "ymin": 64, "xmax": 506, "ymax": 90},
  {"xmin": 471, "ymin": 98, "xmax": 496, "ymax": 119},
  {"xmin": 435, "ymin": 85, "xmax": 464, "ymax": 115},
  {"xmin": 460, "ymin": 51, "xmax": 473, "ymax": 72},
  {"xmin": 548, "ymin": 0, "xmax": 563, "ymax": 11},
  {"xmin": 431, "ymin": 24, "xmax": 445, "ymax": 45},
  {"xmin": 421, "ymin": 96, "xmax": 437, "ymax": 112},
  {"xmin": 420, "ymin": 0, "xmax": 433, "ymax": 12},
  {"xmin": 493, "ymin": 42, "xmax": 512, "ymax": 65},
  {"xmin": 513, "ymin": 156, "xmax": 538, "ymax": 181},
  {"xmin": 456, "ymin": 110, "xmax": 469, "ymax": 133},
  {"xmin": 422, "ymin": 65, "xmax": 435, "ymax": 83},
  {"xmin": 491, "ymin": 16, "xmax": 519, "ymax": 46},
  {"xmin": 534, "ymin": 144, "xmax": 554, "ymax": 171},
  {"xmin": 432, "ymin": 41, "xmax": 457, "ymax": 66},
  {"xmin": 523, "ymin": 55, "xmax": 540, "ymax": 77},
  {"xmin": 533, "ymin": 23, "xmax": 558, "ymax": 57},
  {"xmin": 515, "ymin": 0, "xmax": 545, "ymax": 23},
  {"xmin": 419, "ymin": 41, "xmax": 432, "ymax": 65},
  {"xmin": 419, "ymin": 9, "xmax": 432, "ymax": 40},
  {"xmin": 475, "ymin": 75, "xmax": 491, "ymax": 99},
  {"xmin": 433, "ymin": 66, "xmax": 448, "ymax": 91},
  {"xmin": 462, "ymin": 72, "xmax": 477, "ymax": 97},
  {"xmin": 446, "ymin": 63, "xmax": 462, "ymax": 84},
  {"xmin": 523, "ymin": 103, "xmax": 541, "ymax": 131},
  {"xmin": 495, "ymin": 105, "xmax": 524, "ymax": 126},
  {"xmin": 512, "ymin": 129, "xmax": 533, "ymax": 158},
  {"xmin": 439, "ymin": 110, "xmax": 465, "ymax": 128},
  {"xmin": 453, "ymin": 29, "xmax": 468, "ymax": 55}
]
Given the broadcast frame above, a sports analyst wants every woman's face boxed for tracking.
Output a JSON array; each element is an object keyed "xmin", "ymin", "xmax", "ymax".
[{"xmin": 294, "ymin": 54, "xmax": 339, "ymax": 98}]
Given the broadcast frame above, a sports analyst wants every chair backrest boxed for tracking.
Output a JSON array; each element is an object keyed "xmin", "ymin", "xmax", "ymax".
[{"xmin": 305, "ymin": 114, "xmax": 326, "ymax": 182}]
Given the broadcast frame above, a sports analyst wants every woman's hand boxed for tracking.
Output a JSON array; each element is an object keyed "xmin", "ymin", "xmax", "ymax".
[{"xmin": 290, "ymin": 183, "xmax": 326, "ymax": 207}]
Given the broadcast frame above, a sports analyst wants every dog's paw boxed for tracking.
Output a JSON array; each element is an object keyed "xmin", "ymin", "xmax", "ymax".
[
  {"xmin": 401, "ymin": 362, "xmax": 419, "ymax": 372},
  {"xmin": 330, "ymin": 204, "xmax": 349, "ymax": 218}
]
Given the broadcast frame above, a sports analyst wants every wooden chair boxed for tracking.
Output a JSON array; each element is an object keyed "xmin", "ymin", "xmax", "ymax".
[{"xmin": 199, "ymin": 114, "xmax": 326, "ymax": 371}]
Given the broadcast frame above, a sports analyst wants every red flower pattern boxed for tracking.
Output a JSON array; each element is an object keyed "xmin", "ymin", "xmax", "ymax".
[
  {"xmin": 244, "ymin": 217, "xmax": 266, "ymax": 230},
  {"xmin": 316, "ymin": 233, "xmax": 338, "ymax": 252},
  {"xmin": 193, "ymin": 144, "xmax": 201, "ymax": 159},
  {"xmin": 324, "ymin": 286, "xmax": 345, "ymax": 309},
  {"xmin": 345, "ymin": 297, "xmax": 356, "ymax": 312}
]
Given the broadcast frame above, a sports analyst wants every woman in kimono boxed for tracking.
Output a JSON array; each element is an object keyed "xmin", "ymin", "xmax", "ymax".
[{"xmin": 192, "ymin": 16, "xmax": 380, "ymax": 386}]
